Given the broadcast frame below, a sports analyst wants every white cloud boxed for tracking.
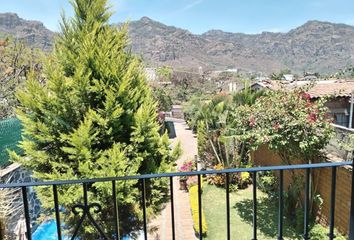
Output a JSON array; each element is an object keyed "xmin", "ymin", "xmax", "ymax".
[
  {"xmin": 181, "ymin": 0, "xmax": 203, "ymax": 12},
  {"xmin": 266, "ymin": 28, "xmax": 283, "ymax": 33}
]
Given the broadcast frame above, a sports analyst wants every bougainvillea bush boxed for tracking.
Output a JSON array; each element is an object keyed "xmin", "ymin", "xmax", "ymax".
[
  {"xmin": 179, "ymin": 160, "xmax": 195, "ymax": 172},
  {"xmin": 179, "ymin": 160, "xmax": 195, "ymax": 181},
  {"xmin": 228, "ymin": 88, "xmax": 334, "ymax": 164},
  {"xmin": 227, "ymin": 87, "xmax": 334, "ymax": 228}
]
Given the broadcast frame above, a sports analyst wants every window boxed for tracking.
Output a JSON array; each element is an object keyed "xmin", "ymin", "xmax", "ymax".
[{"xmin": 333, "ymin": 113, "xmax": 349, "ymax": 127}]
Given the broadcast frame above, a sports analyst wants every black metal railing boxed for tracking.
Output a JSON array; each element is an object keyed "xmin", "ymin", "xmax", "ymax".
[{"xmin": 1, "ymin": 161, "xmax": 354, "ymax": 240}]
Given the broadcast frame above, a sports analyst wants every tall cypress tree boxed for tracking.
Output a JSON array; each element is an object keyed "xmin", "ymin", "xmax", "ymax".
[{"xmin": 11, "ymin": 0, "xmax": 175, "ymax": 237}]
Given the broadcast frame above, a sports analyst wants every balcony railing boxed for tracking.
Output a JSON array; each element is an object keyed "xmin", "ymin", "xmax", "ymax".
[
  {"xmin": 0, "ymin": 161, "xmax": 354, "ymax": 240},
  {"xmin": 326, "ymin": 124, "xmax": 354, "ymax": 160}
]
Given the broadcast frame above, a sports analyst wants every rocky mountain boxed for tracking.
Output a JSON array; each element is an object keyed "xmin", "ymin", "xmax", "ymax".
[
  {"xmin": 1, "ymin": 13, "xmax": 354, "ymax": 74},
  {"xmin": 127, "ymin": 17, "xmax": 354, "ymax": 74},
  {"xmin": 0, "ymin": 13, "xmax": 53, "ymax": 50}
]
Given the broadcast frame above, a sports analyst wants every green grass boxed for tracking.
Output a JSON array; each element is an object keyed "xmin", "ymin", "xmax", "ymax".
[{"xmin": 203, "ymin": 184, "xmax": 302, "ymax": 240}]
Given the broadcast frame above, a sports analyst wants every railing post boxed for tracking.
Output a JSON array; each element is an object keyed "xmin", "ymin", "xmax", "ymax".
[
  {"xmin": 141, "ymin": 179, "xmax": 148, "ymax": 240},
  {"xmin": 349, "ymin": 159, "xmax": 354, "ymax": 239},
  {"xmin": 329, "ymin": 167, "xmax": 337, "ymax": 240},
  {"xmin": 303, "ymin": 169, "xmax": 310, "ymax": 240},
  {"xmin": 53, "ymin": 185, "xmax": 62, "ymax": 240},
  {"xmin": 21, "ymin": 187, "xmax": 32, "ymax": 240},
  {"xmin": 226, "ymin": 173, "xmax": 231, "ymax": 240},
  {"xmin": 170, "ymin": 176, "xmax": 176, "ymax": 240},
  {"xmin": 278, "ymin": 170, "xmax": 284, "ymax": 240},
  {"xmin": 252, "ymin": 172, "xmax": 257, "ymax": 240},
  {"xmin": 112, "ymin": 181, "xmax": 120, "ymax": 240},
  {"xmin": 198, "ymin": 174, "xmax": 203, "ymax": 240}
]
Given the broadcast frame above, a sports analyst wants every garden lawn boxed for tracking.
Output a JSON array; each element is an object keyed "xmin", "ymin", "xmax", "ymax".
[{"xmin": 203, "ymin": 184, "xmax": 301, "ymax": 240}]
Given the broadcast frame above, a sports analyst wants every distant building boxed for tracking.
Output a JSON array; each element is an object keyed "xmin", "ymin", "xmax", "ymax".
[
  {"xmin": 210, "ymin": 68, "xmax": 239, "ymax": 75},
  {"xmin": 145, "ymin": 68, "xmax": 157, "ymax": 81},
  {"xmin": 225, "ymin": 68, "xmax": 239, "ymax": 73},
  {"xmin": 198, "ymin": 66, "xmax": 203, "ymax": 75},
  {"xmin": 308, "ymin": 80, "xmax": 354, "ymax": 127},
  {"xmin": 300, "ymin": 72, "xmax": 318, "ymax": 81},
  {"xmin": 282, "ymin": 74, "xmax": 294, "ymax": 81},
  {"xmin": 228, "ymin": 82, "xmax": 237, "ymax": 92},
  {"xmin": 255, "ymin": 76, "xmax": 269, "ymax": 82},
  {"xmin": 299, "ymin": 75, "xmax": 318, "ymax": 81},
  {"xmin": 249, "ymin": 81, "xmax": 272, "ymax": 91},
  {"xmin": 248, "ymin": 79, "xmax": 354, "ymax": 127}
]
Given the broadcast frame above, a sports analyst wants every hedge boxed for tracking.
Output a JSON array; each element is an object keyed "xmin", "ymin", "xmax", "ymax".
[{"xmin": 189, "ymin": 183, "xmax": 207, "ymax": 236}]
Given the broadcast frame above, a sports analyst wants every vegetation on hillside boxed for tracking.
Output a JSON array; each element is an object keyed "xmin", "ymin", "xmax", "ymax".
[{"xmin": 0, "ymin": 38, "xmax": 43, "ymax": 120}]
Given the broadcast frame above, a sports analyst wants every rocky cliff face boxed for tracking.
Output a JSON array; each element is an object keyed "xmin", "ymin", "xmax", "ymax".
[
  {"xmin": 0, "ymin": 13, "xmax": 53, "ymax": 50},
  {"xmin": 1, "ymin": 13, "xmax": 354, "ymax": 74},
  {"xmin": 127, "ymin": 17, "xmax": 354, "ymax": 73}
]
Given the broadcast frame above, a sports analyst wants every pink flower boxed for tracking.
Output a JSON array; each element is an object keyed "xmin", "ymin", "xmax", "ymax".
[
  {"xmin": 307, "ymin": 113, "xmax": 317, "ymax": 123},
  {"xmin": 301, "ymin": 92, "xmax": 311, "ymax": 100},
  {"xmin": 249, "ymin": 116, "xmax": 256, "ymax": 127},
  {"xmin": 273, "ymin": 122, "xmax": 280, "ymax": 131},
  {"xmin": 179, "ymin": 161, "xmax": 194, "ymax": 172},
  {"xmin": 305, "ymin": 101, "xmax": 312, "ymax": 108}
]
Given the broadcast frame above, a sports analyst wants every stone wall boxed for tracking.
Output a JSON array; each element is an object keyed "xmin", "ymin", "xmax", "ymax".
[
  {"xmin": 0, "ymin": 163, "xmax": 41, "ymax": 238},
  {"xmin": 252, "ymin": 145, "xmax": 352, "ymax": 235}
]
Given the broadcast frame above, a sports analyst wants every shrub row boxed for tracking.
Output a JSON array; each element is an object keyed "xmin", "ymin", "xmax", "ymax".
[
  {"xmin": 189, "ymin": 184, "xmax": 207, "ymax": 236},
  {"xmin": 309, "ymin": 224, "xmax": 347, "ymax": 240}
]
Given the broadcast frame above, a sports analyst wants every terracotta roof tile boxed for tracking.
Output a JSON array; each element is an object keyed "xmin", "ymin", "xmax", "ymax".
[
  {"xmin": 308, "ymin": 80, "xmax": 354, "ymax": 98},
  {"xmin": 252, "ymin": 79, "xmax": 354, "ymax": 98}
]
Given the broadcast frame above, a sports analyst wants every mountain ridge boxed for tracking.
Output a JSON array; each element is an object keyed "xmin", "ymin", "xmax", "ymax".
[
  {"xmin": 1, "ymin": 12, "xmax": 354, "ymax": 74},
  {"xmin": 0, "ymin": 13, "xmax": 53, "ymax": 50}
]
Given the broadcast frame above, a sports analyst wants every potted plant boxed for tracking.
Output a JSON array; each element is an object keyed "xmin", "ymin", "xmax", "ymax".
[{"xmin": 179, "ymin": 160, "xmax": 194, "ymax": 191}]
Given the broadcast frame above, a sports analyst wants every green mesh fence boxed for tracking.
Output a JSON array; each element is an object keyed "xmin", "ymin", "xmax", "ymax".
[{"xmin": 0, "ymin": 118, "xmax": 22, "ymax": 167}]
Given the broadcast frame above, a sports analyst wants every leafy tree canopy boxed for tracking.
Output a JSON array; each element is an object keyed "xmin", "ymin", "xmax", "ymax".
[
  {"xmin": 228, "ymin": 89, "xmax": 333, "ymax": 163},
  {"xmin": 0, "ymin": 38, "xmax": 43, "ymax": 120}
]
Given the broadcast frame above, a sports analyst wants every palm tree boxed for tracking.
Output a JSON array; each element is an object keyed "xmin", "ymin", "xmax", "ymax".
[{"xmin": 232, "ymin": 80, "xmax": 265, "ymax": 107}]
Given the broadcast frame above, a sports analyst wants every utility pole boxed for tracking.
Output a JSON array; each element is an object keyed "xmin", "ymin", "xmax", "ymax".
[{"xmin": 349, "ymin": 92, "xmax": 353, "ymax": 129}]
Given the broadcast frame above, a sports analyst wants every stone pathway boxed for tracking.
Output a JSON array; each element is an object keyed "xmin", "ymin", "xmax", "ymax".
[{"xmin": 148, "ymin": 118, "xmax": 197, "ymax": 240}]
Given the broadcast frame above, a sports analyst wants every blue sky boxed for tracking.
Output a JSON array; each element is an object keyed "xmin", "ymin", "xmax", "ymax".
[{"xmin": 2, "ymin": 0, "xmax": 354, "ymax": 34}]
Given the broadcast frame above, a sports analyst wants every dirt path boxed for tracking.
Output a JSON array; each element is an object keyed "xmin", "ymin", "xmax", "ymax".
[{"xmin": 148, "ymin": 118, "xmax": 197, "ymax": 240}]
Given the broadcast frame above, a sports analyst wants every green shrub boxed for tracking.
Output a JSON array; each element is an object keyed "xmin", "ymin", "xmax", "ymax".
[
  {"xmin": 257, "ymin": 171, "xmax": 277, "ymax": 195},
  {"xmin": 207, "ymin": 164, "xmax": 226, "ymax": 187},
  {"xmin": 189, "ymin": 184, "xmax": 207, "ymax": 236},
  {"xmin": 309, "ymin": 224, "xmax": 347, "ymax": 240},
  {"xmin": 207, "ymin": 164, "xmax": 250, "ymax": 190},
  {"xmin": 237, "ymin": 171, "xmax": 252, "ymax": 189}
]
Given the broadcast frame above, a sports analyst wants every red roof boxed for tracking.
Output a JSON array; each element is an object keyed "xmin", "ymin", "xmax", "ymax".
[
  {"xmin": 308, "ymin": 80, "xmax": 354, "ymax": 98},
  {"xmin": 252, "ymin": 79, "xmax": 354, "ymax": 98}
]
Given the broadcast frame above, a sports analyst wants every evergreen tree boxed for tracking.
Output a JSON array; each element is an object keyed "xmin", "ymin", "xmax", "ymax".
[{"xmin": 11, "ymin": 0, "xmax": 175, "ymax": 237}]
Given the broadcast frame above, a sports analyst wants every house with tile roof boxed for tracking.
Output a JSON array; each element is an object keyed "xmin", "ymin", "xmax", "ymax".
[{"xmin": 247, "ymin": 79, "xmax": 354, "ymax": 127}]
